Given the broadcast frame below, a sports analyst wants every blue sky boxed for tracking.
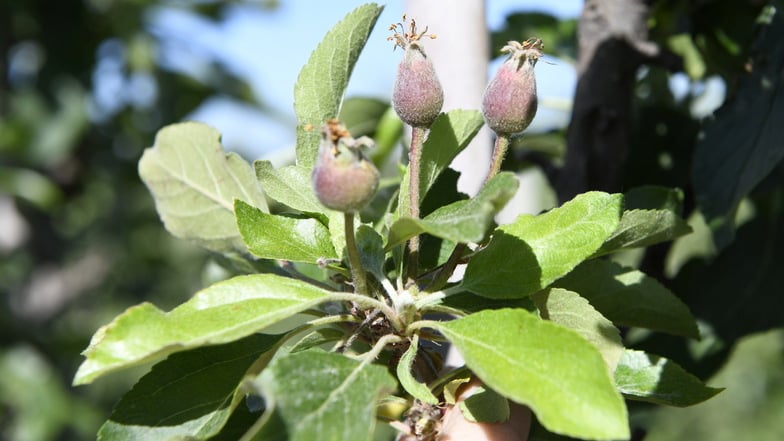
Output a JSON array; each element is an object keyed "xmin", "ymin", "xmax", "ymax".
[{"xmin": 143, "ymin": 1, "xmax": 583, "ymax": 158}]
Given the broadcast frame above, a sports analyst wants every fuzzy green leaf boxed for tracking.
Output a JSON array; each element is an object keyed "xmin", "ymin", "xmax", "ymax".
[
  {"xmin": 434, "ymin": 309, "xmax": 629, "ymax": 440},
  {"xmin": 532, "ymin": 288, "xmax": 624, "ymax": 372},
  {"xmin": 235, "ymin": 200, "xmax": 337, "ymax": 264},
  {"xmin": 356, "ymin": 224, "xmax": 385, "ymax": 278},
  {"xmin": 257, "ymin": 349, "xmax": 396, "ymax": 441},
  {"xmin": 74, "ymin": 274, "xmax": 332, "ymax": 385},
  {"xmin": 98, "ymin": 334, "xmax": 282, "ymax": 440},
  {"xmin": 463, "ymin": 192, "xmax": 622, "ymax": 299},
  {"xmin": 396, "ymin": 335, "xmax": 439, "ymax": 405},
  {"xmin": 458, "ymin": 386, "xmax": 510, "ymax": 423},
  {"xmin": 139, "ymin": 122, "xmax": 267, "ymax": 254},
  {"xmin": 595, "ymin": 209, "xmax": 692, "ymax": 256},
  {"xmin": 388, "ymin": 172, "xmax": 517, "ymax": 248},
  {"xmin": 294, "ymin": 4, "xmax": 384, "ymax": 168},
  {"xmin": 614, "ymin": 350, "xmax": 723, "ymax": 406},
  {"xmin": 419, "ymin": 110, "xmax": 484, "ymax": 199},
  {"xmin": 254, "ymin": 161, "xmax": 326, "ymax": 217},
  {"xmin": 554, "ymin": 259, "xmax": 699, "ymax": 338}
]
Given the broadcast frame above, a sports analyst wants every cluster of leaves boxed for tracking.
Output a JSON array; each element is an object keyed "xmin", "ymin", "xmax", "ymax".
[
  {"xmin": 493, "ymin": 2, "xmax": 784, "ymax": 438},
  {"xmin": 74, "ymin": 4, "xmax": 725, "ymax": 441}
]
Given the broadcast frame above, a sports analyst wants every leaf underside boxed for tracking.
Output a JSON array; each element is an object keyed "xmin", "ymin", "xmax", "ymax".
[{"xmin": 139, "ymin": 122, "xmax": 267, "ymax": 254}]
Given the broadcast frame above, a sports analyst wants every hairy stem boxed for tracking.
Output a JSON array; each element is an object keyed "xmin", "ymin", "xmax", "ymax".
[
  {"xmin": 486, "ymin": 134, "xmax": 511, "ymax": 184},
  {"xmin": 426, "ymin": 135, "xmax": 512, "ymax": 291},
  {"xmin": 356, "ymin": 333, "xmax": 404, "ymax": 362},
  {"xmin": 344, "ymin": 212, "xmax": 369, "ymax": 296},
  {"xmin": 329, "ymin": 292, "xmax": 403, "ymax": 332},
  {"xmin": 407, "ymin": 126, "xmax": 427, "ymax": 283}
]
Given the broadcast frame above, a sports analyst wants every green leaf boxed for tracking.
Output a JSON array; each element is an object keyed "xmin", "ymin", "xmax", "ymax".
[
  {"xmin": 289, "ymin": 328, "xmax": 344, "ymax": 353},
  {"xmin": 396, "ymin": 335, "xmax": 439, "ymax": 405},
  {"xmin": 235, "ymin": 200, "xmax": 337, "ymax": 264},
  {"xmin": 624, "ymin": 185, "xmax": 685, "ymax": 214},
  {"xmin": 419, "ymin": 110, "xmax": 485, "ymax": 200},
  {"xmin": 256, "ymin": 161, "xmax": 352, "ymax": 258},
  {"xmin": 614, "ymin": 350, "xmax": 723, "ymax": 407},
  {"xmin": 640, "ymin": 329, "xmax": 784, "ymax": 441},
  {"xmin": 532, "ymin": 288, "xmax": 624, "ymax": 372},
  {"xmin": 387, "ymin": 172, "xmax": 518, "ymax": 248},
  {"xmin": 693, "ymin": 8, "xmax": 784, "ymax": 234},
  {"xmin": 595, "ymin": 209, "xmax": 692, "ymax": 256},
  {"xmin": 398, "ymin": 110, "xmax": 484, "ymax": 216},
  {"xmin": 463, "ymin": 192, "xmax": 622, "ymax": 299},
  {"xmin": 294, "ymin": 4, "xmax": 384, "ymax": 168},
  {"xmin": 434, "ymin": 309, "xmax": 629, "ymax": 440},
  {"xmin": 356, "ymin": 224, "xmax": 385, "ymax": 278},
  {"xmin": 256, "ymin": 349, "xmax": 396, "ymax": 441},
  {"xmin": 554, "ymin": 259, "xmax": 699, "ymax": 338},
  {"xmin": 74, "ymin": 274, "xmax": 332, "ymax": 385},
  {"xmin": 458, "ymin": 386, "xmax": 510, "ymax": 423},
  {"xmin": 139, "ymin": 122, "xmax": 268, "ymax": 254},
  {"xmin": 254, "ymin": 161, "xmax": 326, "ymax": 218},
  {"xmin": 98, "ymin": 334, "xmax": 282, "ymax": 441}
]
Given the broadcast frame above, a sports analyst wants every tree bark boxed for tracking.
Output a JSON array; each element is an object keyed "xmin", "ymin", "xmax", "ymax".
[{"xmin": 557, "ymin": 0, "xmax": 661, "ymax": 202}]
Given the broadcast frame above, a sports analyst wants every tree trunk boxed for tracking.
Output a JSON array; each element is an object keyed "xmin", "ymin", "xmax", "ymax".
[{"xmin": 558, "ymin": 0, "xmax": 661, "ymax": 202}]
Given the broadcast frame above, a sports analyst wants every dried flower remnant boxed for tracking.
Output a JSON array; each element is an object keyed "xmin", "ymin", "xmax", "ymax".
[
  {"xmin": 482, "ymin": 38, "xmax": 544, "ymax": 136},
  {"xmin": 312, "ymin": 120, "xmax": 379, "ymax": 213},
  {"xmin": 389, "ymin": 15, "xmax": 444, "ymax": 128}
]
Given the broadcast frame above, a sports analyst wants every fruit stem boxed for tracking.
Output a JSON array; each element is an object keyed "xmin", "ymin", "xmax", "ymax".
[
  {"xmin": 344, "ymin": 212, "xmax": 370, "ymax": 297},
  {"xmin": 486, "ymin": 134, "xmax": 511, "ymax": 184},
  {"xmin": 407, "ymin": 125, "xmax": 426, "ymax": 284}
]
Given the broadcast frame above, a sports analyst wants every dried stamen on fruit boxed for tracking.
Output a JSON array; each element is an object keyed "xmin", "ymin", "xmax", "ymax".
[{"xmin": 387, "ymin": 14, "xmax": 437, "ymax": 50}]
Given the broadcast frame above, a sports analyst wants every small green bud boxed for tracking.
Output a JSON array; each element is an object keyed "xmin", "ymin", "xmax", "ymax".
[
  {"xmin": 482, "ymin": 39, "xmax": 543, "ymax": 136},
  {"xmin": 312, "ymin": 120, "xmax": 380, "ymax": 213},
  {"xmin": 389, "ymin": 16, "xmax": 444, "ymax": 128}
]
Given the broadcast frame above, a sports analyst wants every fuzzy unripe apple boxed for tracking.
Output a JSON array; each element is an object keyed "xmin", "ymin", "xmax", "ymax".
[
  {"xmin": 311, "ymin": 121, "xmax": 379, "ymax": 213},
  {"xmin": 482, "ymin": 39, "xmax": 543, "ymax": 136},
  {"xmin": 389, "ymin": 16, "xmax": 444, "ymax": 128}
]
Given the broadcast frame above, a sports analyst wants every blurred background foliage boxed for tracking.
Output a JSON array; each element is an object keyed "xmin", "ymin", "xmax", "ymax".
[{"xmin": 0, "ymin": 0, "xmax": 782, "ymax": 440}]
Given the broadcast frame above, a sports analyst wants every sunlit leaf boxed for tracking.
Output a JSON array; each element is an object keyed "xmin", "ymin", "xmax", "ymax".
[
  {"xmin": 532, "ymin": 288, "xmax": 623, "ymax": 372},
  {"xmin": 74, "ymin": 274, "xmax": 332, "ymax": 385},
  {"xmin": 614, "ymin": 350, "xmax": 722, "ymax": 406},
  {"xmin": 396, "ymin": 335, "xmax": 439, "ymax": 405},
  {"xmin": 254, "ymin": 161, "xmax": 326, "ymax": 217},
  {"xmin": 388, "ymin": 172, "xmax": 517, "ymax": 248},
  {"xmin": 139, "ymin": 122, "xmax": 267, "ymax": 254},
  {"xmin": 434, "ymin": 309, "xmax": 629, "ymax": 440},
  {"xmin": 595, "ymin": 209, "xmax": 692, "ymax": 256},
  {"xmin": 294, "ymin": 4, "xmax": 384, "ymax": 168},
  {"xmin": 463, "ymin": 192, "xmax": 622, "ymax": 298},
  {"xmin": 235, "ymin": 200, "xmax": 337, "ymax": 264},
  {"xmin": 256, "ymin": 349, "xmax": 396, "ymax": 441},
  {"xmin": 98, "ymin": 334, "xmax": 282, "ymax": 440}
]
